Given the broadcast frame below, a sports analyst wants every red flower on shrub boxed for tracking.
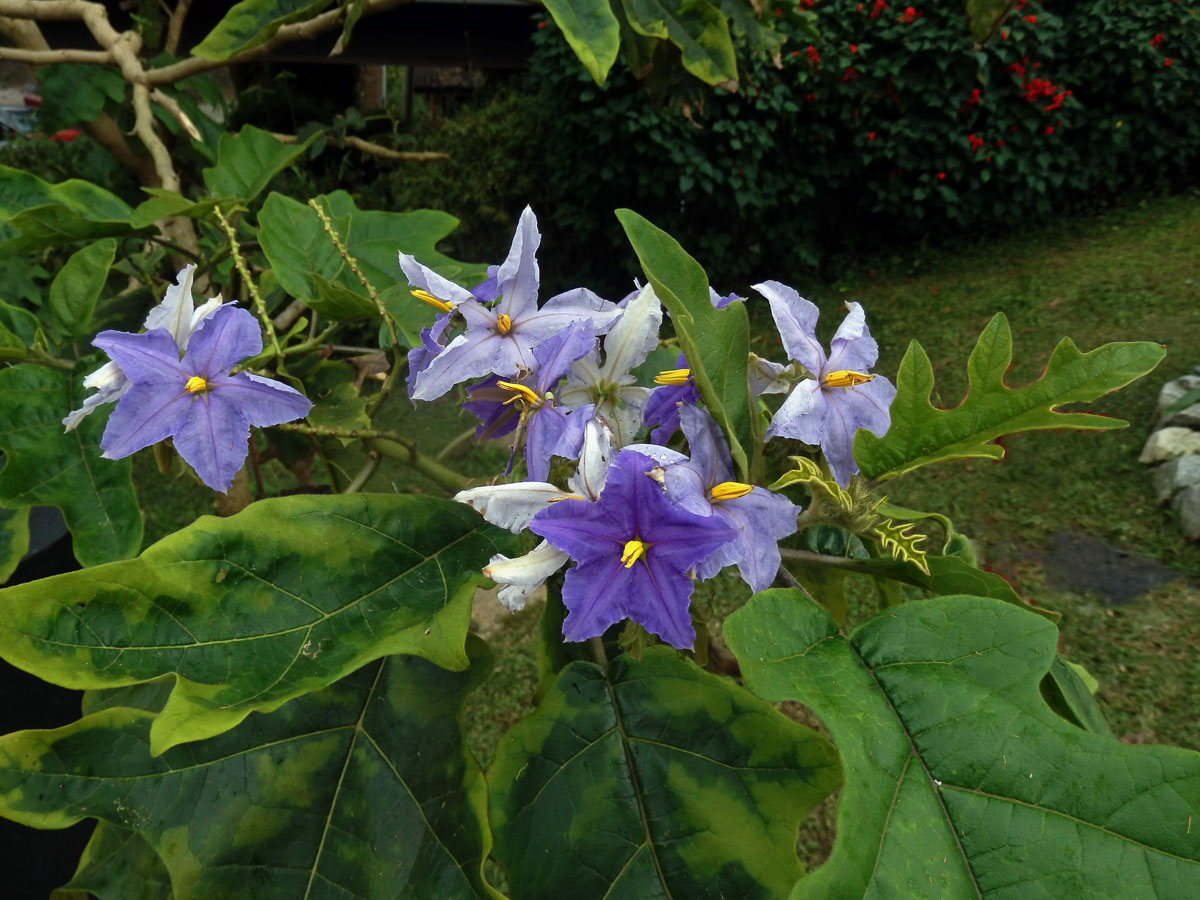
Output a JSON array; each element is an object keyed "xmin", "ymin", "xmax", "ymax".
[
  {"xmin": 967, "ymin": 133, "xmax": 985, "ymax": 152},
  {"xmin": 1150, "ymin": 33, "xmax": 1165, "ymax": 49},
  {"xmin": 870, "ymin": 0, "xmax": 888, "ymax": 18},
  {"xmin": 849, "ymin": 43, "xmax": 858, "ymax": 54},
  {"xmin": 897, "ymin": 6, "xmax": 919, "ymax": 23},
  {"xmin": 806, "ymin": 45, "xmax": 820, "ymax": 66},
  {"xmin": 1022, "ymin": 15, "xmax": 1037, "ymax": 24},
  {"xmin": 937, "ymin": 172, "xmax": 946, "ymax": 180},
  {"xmin": 868, "ymin": 131, "xmax": 877, "ymax": 140},
  {"xmin": 961, "ymin": 88, "xmax": 981, "ymax": 112},
  {"xmin": 844, "ymin": 67, "xmax": 860, "ymax": 81},
  {"xmin": 1043, "ymin": 90, "xmax": 1070, "ymax": 111},
  {"xmin": 1006, "ymin": 60, "xmax": 1026, "ymax": 79},
  {"xmin": 1045, "ymin": 125, "xmax": 1055, "ymax": 135},
  {"xmin": 1164, "ymin": 57, "xmax": 1174, "ymax": 67}
]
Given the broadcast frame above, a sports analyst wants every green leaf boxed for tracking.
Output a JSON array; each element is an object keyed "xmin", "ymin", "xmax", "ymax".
[
  {"xmin": 616, "ymin": 208, "xmax": 752, "ymax": 479},
  {"xmin": 53, "ymin": 823, "xmax": 173, "ymax": 900},
  {"xmin": 2, "ymin": 647, "xmax": 497, "ymax": 899},
  {"xmin": 854, "ymin": 314, "xmax": 1166, "ymax": 481},
  {"xmin": 0, "ymin": 493, "xmax": 514, "ymax": 755},
  {"xmin": 0, "ymin": 363, "xmax": 142, "ymax": 567},
  {"xmin": 130, "ymin": 189, "xmax": 221, "ymax": 229},
  {"xmin": 191, "ymin": 0, "xmax": 333, "ymax": 61},
  {"xmin": 1043, "ymin": 656, "xmax": 1113, "ymax": 737},
  {"xmin": 0, "ymin": 505, "xmax": 30, "ymax": 584},
  {"xmin": 620, "ymin": 0, "xmax": 738, "ymax": 86},
  {"xmin": 293, "ymin": 358, "xmax": 371, "ymax": 442},
  {"xmin": 1164, "ymin": 386, "xmax": 1200, "ymax": 417},
  {"xmin": 966, "ymin": 0, "xmax": 1012, "ymax": 43},
  {"xmin": 726, "ymin": 592, "xmax": 1200, "ymax": 899},
  {"xmin": 869, "ymin": 517, "xmax": 929, "ymax": 575},
  {"xmin": 543, "ymin": 0, "xmax": 621, "ymax": 85},
  {"xmin": 259, "ymin": 190, "xmax": 485, "ymax": 346},
  {"xmin": 35, "ymin": 63, "xmax": 125, "ymax": 134},
  {"xmin": 46, "ymin": 239, "xmax": 116, "ymax": 343},
  {"xmin": 488, "ymin": 646, "xmax": 841, "ymax": 899},
  {"xmin": 0, "ymin": 165, "xmax": 137, "ymax": 257},
  {"xmin": 202, "ymin": 125, "xmax": 317, "ymax": 204}
]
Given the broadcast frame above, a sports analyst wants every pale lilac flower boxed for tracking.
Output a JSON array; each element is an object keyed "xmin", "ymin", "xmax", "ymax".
[
  {"xmin": 661, "ymin": 406, "xmax": 801, "ymax": 592},
  {"xmin": 402, "ymin": 207, "xmax": 619, "ymax": 401},
  {"xmin": 94, "ymin": 304, "xmax": 311, "ymax": 492},
  {"xmin": 642, "ymin": 351, "xmax": 699, "ymax": 444},
  {"xmin": 63, "ymin": 265, "xmax": 221, "ymax": 430},
  {"xmin": 529, "ymin": 448, "xmax": 736, "ymax": 649},
  {"xmin": 754, "ymin": 280, "xmax": 896, "ymax": 486}
]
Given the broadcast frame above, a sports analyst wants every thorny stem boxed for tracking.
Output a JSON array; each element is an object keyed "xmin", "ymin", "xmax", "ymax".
[
  {"xmin": 215, "ymin": 205, "xmax": 284, "ymax": 367},
  {"xmin": 779, "ymin": 546, "xmax": 885, "ymax": 576}
]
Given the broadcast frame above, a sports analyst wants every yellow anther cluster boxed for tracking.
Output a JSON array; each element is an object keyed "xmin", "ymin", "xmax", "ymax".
[
  {"xmin": 654, "ymin": 368, "xmax": 691, "ymax": 386},
  {"xmin": 410, "ymin": 289, "xmax": 452, "ymax": 313},
  {"xmin": 497, "ymin": 381, "xmax": 543, "ymax": 408},
  {"xmin": 621, "ymin": 539, "xmax": 647, "ymax": 568},
  {"xmin": 709, "ymin": 481, "xmax": 754, "ymax": 502},
  {"xmin": 184, "ymin": 375, "xmax": 209, "ymax": 394},
  {"xmin": 823, "ymin": 369, "xmax": 875, "ymax": 389},
  {"xmin": 496, "ymin": 313, "xmax": 513, "ymax": 335}
]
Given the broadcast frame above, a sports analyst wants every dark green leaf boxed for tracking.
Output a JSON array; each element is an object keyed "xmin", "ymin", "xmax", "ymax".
[
  {"xmin": 543, "ymin": 0, "xmax": 621, "ymax": 84},
  {"xmin": 294, "ymin": 358, "xmax": 371, "ymax": 441},
  {"xmin": 0, "ymin": 493, "xmax": 514, "ymax": 754},
  {"xmin": 202, "ymin": 125, "xmax": 318, "ymax": 204},
  {"xmin": 0, "ymin": 300, "xmax": 39, "ymax": 354},
  {"xmin": 0, "ymin": 363, "xmax": 142, "ymax": 567},
  {"xmin": 47, "ymin": 239, "xmax": 116, "ymax": 342},
  {"xmin": 0, "ymin": 165, "xmax": 137, "ymax": 257},
  {"xmin": 191, "ymin": 0, "xmax": 334, "ymax": 61},
  {"xmin": 0, "ymin": 505, "xmax": 30, "ymax": 584},
  {"xmin": 3, "ymin": 648, "xmax": 496, "ymax": 899},
  {"xmin": 52, "ymin": 823, "xmax": 173, "ymax": 900},
  {"xmin": 489, "ymin": 647, "xmax": 841, "ymax": 899},
  {"xmin": 726, "ymin": 591, "xmax": 1200, "ymax": 899},
  {"xmin": 854, "ymin": 315, "xmax": 1165, "ymax": 480},
  {"xmin": 1043, "ymin": 656, "xmax": 1113, "ymax": 737},
  {"xmin": 36, "ymin": 64, "xmax": 125, "ymax": 134},
  {"xmin": 616, "ymin": 208, "xmax": 752, "ymax": 479},
  {"xmin": 130, "ymin": 189, "xmax": 221, "ymax": 229}
]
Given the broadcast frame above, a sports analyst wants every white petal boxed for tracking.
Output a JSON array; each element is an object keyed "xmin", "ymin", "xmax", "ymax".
[
  {"xmin": 184, "ymin": 297, "xmax": 225, "ymax": 350},
  {"xmin": 82, "ymin": 359, "xmax": 125, "ymax": 391},
  {"xmin": 598, "ymin": 283, "xmax": 662, "ymax": 379},
  {"xmin": 567, "ymin": 417, "xmax": 613, "ymax": 500},
  {"xmin": 454, "ymin": 482, "xmax": 566, "ymax": 532},
  {"xmin": 484, "ymin": 540, "xmax": 568, "ymax": 611},
  {"xmin": 143, "ymin": 264, "xmax": 197, "ymax": 347}
]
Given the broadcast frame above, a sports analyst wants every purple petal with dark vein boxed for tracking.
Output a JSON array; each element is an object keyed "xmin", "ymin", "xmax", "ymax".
[
  {"xmin": 524, "ymin": 405, "xmax": 568, "ymax": 482},
  {"xmin": 534, "ymin": 320, "xmax": 596, "ymax": 393},
  {"xmin": 709, "ymin": 288, "xmax": 745, "ymax": 310},
  {"xmin": 464, "ymin": 376, "xmax": 520, "ymax": 441},
  {"xmin": 172, "ymin": 392, "xmax": 252, "ymax": 492},
  {"xmin": 471, "ymin": 266, "xmax": 501, "ymax": 304},
  {"xmin": 513, "ymin": 304, "xmax": 617, "ymax": 345},
  {"xmin": 92, "ymin": 329, "xmax": 188, "ymax": 385},
  {"xmin": 410, "ymin": 330, "xmax": 528, "ymax": 401},
  {"xmin": 495, "ymin": 206, "xmax": 540, "ymax": 320},
  {"xmin": 677, "ymin": 405, "xmax": 733, "ymax": 488},
  {"xmin": 553, "ymin": 403, "xmax": 594, "ymax": 461},
  {"xmin": 99, "ymin": 382, "xmax": 193, "ymax": 460},
  {"xmin": 695, "ymin": 488, "xmax": 800, "ymax": 592},
  {"xmin": 618, "ymin": 558, "xmax": 698, "ymax": 649},
  {"xmin": 755, "ymin": 280, "xmax": 826, "ymax": 374},
  {"xmin": 661, "ymin": 462, "xmax": 712, "ymax": 517},
  {"xmin": 559, "ymin": 557, "xmax": 630, "ymax": 644},
  {"xmin": 182, "ymin": 305, "xmax": 262, "ymax": 377},
  {"xmin": 765, "ymin": 379, "xmax": 827, "ymax": 444},
  {"xmin": 209, "ymin": 372, "xmax": 311, "ymax": 426},
  {"xmin": 406, "ymin": 315, "xmax": 452, "ymax": 399},
  {"xmin": 541, "ymin": 288, "xmax": 621, "ymax": 334}
]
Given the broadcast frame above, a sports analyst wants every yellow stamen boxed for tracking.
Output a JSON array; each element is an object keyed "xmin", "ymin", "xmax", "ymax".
[
  {"xmin": 184, "ymin": 375, "xmax": 209, "ymax": 394},
  {"xmin": 709, "ymin": 481, "xmax": 754, "ymax": 502},
  {"xmin": 621, "ymin": 539, "xmax": 647, "ymax": 568},
  {"xmin": 411, "ymin": 289, "xmax": 453, "ymax": 313},
  {"xmin": 496, "ymin": 313, "xmax": 513, "ymax": 335},
  {"xmin": 497, "ymin": 381, "xmax": 543, "ymax": 408},
  {"xmin": 547, "ymin": 494, "xmax": 585, "ymax": 503},
  {"xmin": 823, "ymin": 369, "xmax": 876, "ymax": 389},
  {"xmin": 654, "ymin": 367, "xmax": 691, "ymax": 386}
]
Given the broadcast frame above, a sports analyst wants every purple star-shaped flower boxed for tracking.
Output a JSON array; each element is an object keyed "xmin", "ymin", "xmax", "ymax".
[
  {"xmin": 401, "ymin": 207, "xmax": 619, "ymax": 401},
  {"xmin": 530, "ymin": 449, "xmax": 736, "ymax": 649},
  {"xmin": 94, "ymin": 304, "xmax": 311, "ymax": 492},
  {"xmin": 662, "ymin": 406, "xmax": 801, "ymax": 593},
  {"xmin": 754, "ymin": 280, "xmax": 896, "ymax": 486}
]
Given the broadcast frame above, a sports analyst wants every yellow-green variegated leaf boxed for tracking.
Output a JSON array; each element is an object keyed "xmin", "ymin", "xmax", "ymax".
[
  {"xmin": 726, "ymin": 592, "xmax": 1200, "ymax": 899},
  {"xmin": 543, "ymin": 0, "xmax": 621, "ymax": 85},
  {"xmin": 488, "ymin": 647, "xmax": 841, "ymax": 899},
  {"xmin": 4, "ymin": 648, "xmax": 497, "ymax": 900},
  {"xmin": 0, "ymin": 493, "xmax": 515, "ymax": 755}
]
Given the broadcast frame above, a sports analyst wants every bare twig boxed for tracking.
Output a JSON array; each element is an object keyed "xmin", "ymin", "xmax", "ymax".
[
  {"xmin": 0, "ymin": 45, "xmax": 111, "ymax": 62},
  {"xmin": 164, "ymin": 0, "xmax": 191, "ymax": 57},
  {"xmin": 150, "ymin": 87, "xmax": 201, "ymax": 140},
  {"xmin": 343, "ymin": 136, "xmax": 448, "ymax": 162}
]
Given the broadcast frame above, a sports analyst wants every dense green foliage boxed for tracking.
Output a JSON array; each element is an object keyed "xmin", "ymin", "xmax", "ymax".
[{"xmin": 530, "ymin": 0, "xmax": 1200, "ymax": 288}]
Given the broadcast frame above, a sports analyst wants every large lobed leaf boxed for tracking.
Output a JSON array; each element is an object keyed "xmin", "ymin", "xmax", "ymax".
[
  {"xmin": 488, "ymin": 647, "xmax": 841, "ymax": 899},
  {"xmin": 725, "ymin": 591, "xmax": 1200, "ymax": 899},
  {"xmin": 0, "ymin": 505, "xmax": 30, "ymax": 584},
  {"xmin": 46, "ymin": 238, "xmax": 116, "ymax": 343},
  {"xmin": 617, "ymin": 208, "xmax": 753, "ymax": 479},
  {"xmin": 854, "ymin": 313, "xmax": 1165, "ymax": 481},
  {"xmin": 202, "ymin": 125, "xmax": 318, "ymax": 204},
  {"xmin": 3, "ymin": 647, "xmax": 497, "ymax": 900},
  {"xmin": 0, "ymin": 165, "xmax": 137, "ymax": 257},
  {"xmin": 621, "ymin": 0, "xmax": 738, "ymax": 87},
  {"xmin": 0, "ymin": 363, "xmax": 142, "ymax": 567},
  {"xmin": 542, "ymin": 0, "xmax": 621, "ymax": 85},
  {"xmin": 258, "ymin": 190, "xmax": 486, "ymax": 346},
  {"xmin": 0, "ymin": 493, "xmax": 515, "ymax": 755}
]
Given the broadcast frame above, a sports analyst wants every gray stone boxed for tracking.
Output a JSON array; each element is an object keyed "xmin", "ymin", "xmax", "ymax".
[
  {"xmin": 1042, "ymin": 531, "xmax": 1182, "ymax": 604},
  {"xmin": 1173, "ymin": 484, "xmax": 1200, "ymax": 541},
  {"xmin": 1139, "ymin": 427, "xmax": 1200, "ymax": 464},
  {"xmin": 1156, "ymin": 375, "xmax": 1200, "ymax": 414},
  {"xmin": 1160, "ymin": 402, "xmax": 1200, "ymax": 430},
  {"xmin": 1153, "ymin": 454, "xmax": 1200, "ymax": 504}
]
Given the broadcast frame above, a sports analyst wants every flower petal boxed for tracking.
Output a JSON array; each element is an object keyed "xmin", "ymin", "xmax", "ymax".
[
  {"xmin": 456, "ymin": 482, "xmax": 567, "ymax": 532},
  {"xmin": 495, "ymin": 205, "xmax": 540, "ymax": 320},
  {"xmin": 765, "ymin": 378, "xmax": 826, "ymax": 444},
  {"xmin": 484, "ymin": 540, "xmax": 568, "ymax": 612},
  {"xmin": 597, "ymin": 283, "xmax": 661, "ymax": 379},
  {"xmin": 410, "ymin": 329, "xmax": 527, "ymax": 401},
  {"xmin": 182, "ymin": 305, "xmax": 262, "ymax": 377},
  {"xmin": 142, "ymin": 264, "xmax": 196, "ymax": 347},
  {"xmin": 534, "ymin": 320, "xmax": 596, "ymax": 392},
  {"xmin": 171, "ymin": 392, "xmax": 252, "ymax": 492},
  {"xmin": 398, "ymin": 252, "xmax": 476, "ymax": 309},
  {"xmin": 567, "ymin": 417, "xmax": 613, "ymax": 500},
  {"xmin": 695, "ymin": 488, "xmax": 800, "ymax": 592},
  {"xmin": 826, "ymin": 301, "xmax": 879, "ymax": 373},
  {"xmin": 754, "ymin": 280, "xmax": 826, "ymax": 374},
  {"xmin": 209, "ymin": 372, "xmax": 312, "ymax": 427},
  {"xmin": 99, "ymin": 382, "xmax": 192, "ymax": 460},
  {"xmin": 92, "ymin": 329, "xmax": 188, "ymax": 385}
]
